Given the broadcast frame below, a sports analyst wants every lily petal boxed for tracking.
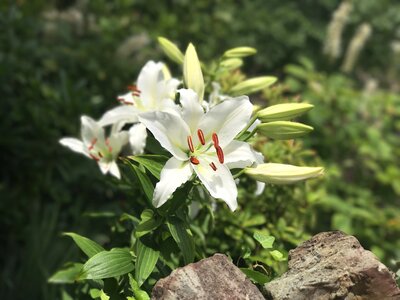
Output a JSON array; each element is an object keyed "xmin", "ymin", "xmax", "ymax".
[
  {"xmin": 139, "ymin": 111, "xmax": 190, "ymax": 161},
  {"xmin": 223, "ymin": 140, "xmax": 259, "ymax": 169},
  {"xmin": 137, "ymin": 61, "xmax": 164, "ymax": 108},
  {"xmin": 129, "ymin": 123, "xmax": 148, "ymax": 155},
  {"xmin": 108, "ymin": 161, "xmax": 121, "ymax": 179},
  {"xmin": 179, "ymin": 88, "xmax": 204, "ymax": 134},
  {"xmin": 81, "ymin": 116, "xmax": 105, "ymax": 146},
  {"xmin": 198, "ymin": 96, "xmax": 253, "ymax": 147},
  {"xmin": 153, "ymin": 157, "xmax": 192, "ymax": 208},
  {"xmin": 59, "ymin": 138, "xmax": 89, "ymax": 157},
  {"xmin": 193, "ymin": 157, "xmax": 238, "ymax": 211},
  {"xmin": 98, "ymin": 106, "xmax": 139, "ymax": 127}
]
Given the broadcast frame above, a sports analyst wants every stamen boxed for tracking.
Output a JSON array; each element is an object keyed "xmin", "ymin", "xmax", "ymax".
[
  {"xmin": 190, "ymin": 156, "xmax": 200, "ymax": 165},
  {"xmin": 212, "ymin": 133, "xmax": 219, "ymax": 147},
  {"xmin": 89, "ymin": 153, "xmax": 99, "ymax": 161},
  {"xmin": 127, "ymin": 85, "xmax": 141, "ymax": 93},
  {"xmin": 215, "ymin": 146, "xmax": 224, "ymax": 164},
  {"xmin": 187, "ymin": 135, "xmax": 194, "ymax": 152},
  {"xmin": 98, "ymin": 152, "xmax": 103, "ymax": 158},
  {"xmin": 105, "ymin": 138, "xmax": 112, "ymax": 153},
  {"xmin": 197, "ymin": 129, "xmax": 205, "ymax": 145},
  {"xmin": 88, "ymin": 138, "xmax": 97, "ymax": 150},
  {"xmin": 209, "ymin": 162, "xmax": 217, "ymax": 171}
]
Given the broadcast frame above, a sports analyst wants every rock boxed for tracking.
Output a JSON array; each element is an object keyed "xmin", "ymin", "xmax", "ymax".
[
  {"xmin": 151, "ymin": 253, "xmax": 265, "ymax": 300},
  {"xmin": 264, "ymin": 231, "xmax": 400, "ymax": 300}
]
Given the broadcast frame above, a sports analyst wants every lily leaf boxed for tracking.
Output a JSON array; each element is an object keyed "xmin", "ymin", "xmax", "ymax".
[
  {"xmin": 128, "ymin": 155, "xmax": 168, "ymax": 180},
  {"xmin": 167, "ymin": 217, "xmax": 195, "ymax": 264},
  {"xmin": 48, "ymin": 263, "xmax": 83, "ymax": 284},
  {"xmin": 135, "ymin": 239, "xmax": 159, "ymax": 287},
  {"xmin": 63, "ymin": 232, "xmax": 105, "ymax": 258}
]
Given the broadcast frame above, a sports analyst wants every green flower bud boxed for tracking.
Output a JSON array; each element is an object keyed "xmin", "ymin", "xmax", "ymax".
[
  {"xmin": 184, "ymin": 43, "xmax": 205, "ymax": 101},
  {"xmin": 256, "ymin": 121, "xmax": 313, "ymax": 140},
  {"xmin": 220, "ymin": 58, "xmax": 243, "ymax": 70},
  {"xmin": 223, "ymin": 47, "xmax": 257, "ymax": 58},
  {"xmin": 158, "ymin": 37, "xmax": 184, "ymax": 65},
  {"xmin": 258, "ymin": 103, "xmax": 314, "ymax": 122},
  {"xmin": 230, "ymin": 76, "xmax": 277, "ymax": 96},
  {"xmin": 245, "ymin": 163, "xmax": 324, "ymax": 184}
]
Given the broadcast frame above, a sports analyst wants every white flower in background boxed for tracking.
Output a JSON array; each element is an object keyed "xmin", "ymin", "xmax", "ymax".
[
  {"xmin": 59, "ymin": 116, "xmax": 129, "ymax": 179},
  {"xmin": 98, "ymin": 61, "xmax": 180, "ymax": 154},
  {"xmin": 99, "ymin": 61, "xmax": 179, "ymax": 126},
  {"xmin": 138, "ymin": 89, "xmax": 261, "ymax": 211}
]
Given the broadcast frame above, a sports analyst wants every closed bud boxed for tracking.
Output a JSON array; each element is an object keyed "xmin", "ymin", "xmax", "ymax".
[
  {"xmin": 258, "ymin": 103, "xmax": 314, "ymax": 122},
  {"xmin": 184, "ymin": 43, "xmax": 205, "ymax": 101},
  {"xmin": 245, "ymin": 163, "xmax": 324, "ymax": 184},
  {"xmin": 223, "ymin": 47, "xmax": 257, "ymax": 58},
  {"xmin": 230, "ymin": 76, "xmax": 277, "ymax": 96},
  {"xmin": 158, "ymin": 37, "xmax": 184, "ymax": 65},
  {"xmin": 256, "ymin": 121, "xmax": 313, "ymax": 140},
  {"xmin": 220, "ymin": 58, "xmax": 243, "ymax": 70}
]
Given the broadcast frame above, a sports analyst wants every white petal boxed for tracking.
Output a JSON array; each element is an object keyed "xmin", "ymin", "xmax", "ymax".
[
  {"xmin": 98, "ymin": 106, "xmax": 139, "ymax": 127},
  {"xmin": 108, "ymin": 161, "xmax": 121, "ymax": 179},
  {"xmin": 153, "ymin": 157, "xmax": 192, "ymax": 208},
  {"xmin": 59, "ymin": 138, "xmax": 89, "ymax": 157},
  {"xmin": 80, "ymin": 116, "xmax": 105, "ymax": 146},
  {"xmin": 223, "ymin": 140, "xmax": 259, "ymax": 169},
  {"xmin": 198, "ymin": 96, "xmax": 253, "ymax": 147},
  {"xmin": 255, "ymin": 182, "xmax": 265, "ymax": 196},
  {"xmin": 193, "ymin": 156, "xmax": 238, "ymax": 211},
  {"xmin": 108, "ymin": 131, "xmax": 129, "ymax": 157},
  {"xmin": 98, "ymin": 161, "xmax": 111, "ymax": 174},
  {"xmin": 179, "ymin": 88, "xmax": 204, "ymax": 134},
  {"xmin": 129, "ymin": 123, "xmax": 148, "ymax": 155},
  {"xmin": 137, "ymin": 61, "xmax": 164, "ymax": 108},
  {"xmin": 117, "ymin": 91, "xmax": 135, "ymax": 105},
  {"xmin": 138, "ymin": 111, "xmax": 190, "ymax": 160}
]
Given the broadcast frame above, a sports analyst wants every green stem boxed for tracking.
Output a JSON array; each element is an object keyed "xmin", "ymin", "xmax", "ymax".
[
  {"xmin": 233, "ymin": 168, "xmax": 246, "ymax": 179},
  {"xmin": 237, "ymin": 114, "xmax": 258, "ymax": 139}
]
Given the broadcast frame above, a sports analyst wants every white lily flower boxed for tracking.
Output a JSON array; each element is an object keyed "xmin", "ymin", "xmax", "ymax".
[
  {"xmin": 60, "ymin": 116, "xmax": 129, "ymax": 179},
  {"xmin": 98, "ymin": 61, "xmax": 180, "ymax": 154},
  {"xmin": 138, "ymin": 89, "xmax": 260, "ymax": 211}
]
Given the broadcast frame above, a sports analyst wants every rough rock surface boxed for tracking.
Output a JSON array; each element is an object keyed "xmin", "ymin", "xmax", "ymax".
[
  {"xmin": 264, "ymin": 231, "xmax": 400, "ymax": 300},
  {"xmin": 151, "ymin": 253, "xmax": 264, "ymax": 300}
]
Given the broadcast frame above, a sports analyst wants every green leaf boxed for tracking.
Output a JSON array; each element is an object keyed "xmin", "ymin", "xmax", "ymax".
[
  {"xmin": 135, "ymin": 209, "xmax": 162, "ymax": 238},
  {"xmin": 128, "ymin": 274, "xmax": 150, "ymax": 300},
  {"xmin": 167, "ymin": 217, "xmax": 195, "ymax": 264},
  {"xmin": 135, "ymin": 239, "xmax": 160, "ymax": 287},
  {"xmin": 128, "ymin": 155, "xmax": 168, "ymax": 180},
  {"xmin": 128, "ymin": 162, "xmax": 154, "ymax": 203},
  {"xmin": 79, "ymin": 249, "xmax": 134, "ymax": 280},
  {"xmin": 270, "ymin": 250, "xmax": 286, "ymax": 261},
  {"xmin": 240, "ymin": 268, "xmax": 269, "ymax": 284},
  {"xmin": 48, "ymin": 263, "xmax": 83, "ymax": 284},
  {"xmin": 253, "ymin": 232, "xmax": 275, "ymax": 249},
  {"xmin": 242, "ymin": 215, "xmax": 266, "ymax": 227},
  {"xmin": 63, "ymin": 232, "xmax": 105, "ymax": 258},
  {"xmin": 89, "ymin": 289, "xmax": 109, "ymax": 300}
]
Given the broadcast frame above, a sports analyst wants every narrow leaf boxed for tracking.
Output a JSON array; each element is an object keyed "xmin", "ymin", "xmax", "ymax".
[
  {"xmin": 128, "ymin": 274, "xmax": 150, "ymax": 300},
  {"xmin": 63, "ymin": 232, "xmax": 105, "ymax": 258},
  {"xmin": 48, "ymin": 263, "xmax": 83, "ymax": 284},
  {"xmin": 167, "ymin": 217, "xmax": 195, "ymax": 264},
  {"xmin": 135, "ymin": 239, "xmax": 160, "ymax": 287},
  {"xmin": 79, "ymin": 249, "xmax": 134, "ymax": 280},
  {"xmin": 128, "ymin": 155, "xmax": 168, "ymax": 180},
  {"xmin": 253, "ymin": 232, "xmax": 275, "ymax": 249},
  {"xmin": 135, "ymin": 209, "xmax": 162, "ymax": 238},
  {"xmin": 127, "ymin": 162, "xmax": 154, "ymax": 203}
]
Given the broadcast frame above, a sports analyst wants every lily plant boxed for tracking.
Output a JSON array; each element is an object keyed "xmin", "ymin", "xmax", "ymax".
[
  {"xmin": 139, "ymin": 89, "xmax": 261, "ymax": 211},
  {"xmin": 60, "ymin": 116, "xmax": 129, "ymax": 179}
]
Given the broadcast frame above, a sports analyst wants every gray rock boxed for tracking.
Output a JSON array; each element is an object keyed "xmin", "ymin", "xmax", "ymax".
[
  {"xmin": 151, "ymin": 253, "xmax": 265, "ymax": 300},
  {"xmin": 264, "ymin": 231, "xmax": 400, "ymax": 300}
]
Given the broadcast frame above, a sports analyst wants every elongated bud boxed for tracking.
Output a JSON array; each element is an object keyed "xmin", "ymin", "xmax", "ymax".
[
  {"xmin": 245, "ymin": 163, "xmax": 324, "ymax": 184},
  {"xmin": 230, "ymin": 76, "xmax": 277, "ymax": 96},
  {"xmin": 223, "ymin": 47, "xmax": 257, "ymax": 58},
  {"xmin": 157, "ymin": 37, "xmax": 184, "ymax": 65},
  {"xmin": 258, "ymin": 103, "xmax": 314, "ymax": 122},
  {"xmin": 256, "ymin": 121, "xmax": 313, "ymax": 140},
  {"xmin": 183, "ymin": 43, "xmax": 205, "ymax": 102},
  {"xmin": 219, "ymin": 58, "xmax": 243, "ymax": 70}
]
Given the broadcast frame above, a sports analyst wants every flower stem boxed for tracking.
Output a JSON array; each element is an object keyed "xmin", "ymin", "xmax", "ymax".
[{"xmin": 237, "ymin": 114, "xmax": 258, "ymax": 139}]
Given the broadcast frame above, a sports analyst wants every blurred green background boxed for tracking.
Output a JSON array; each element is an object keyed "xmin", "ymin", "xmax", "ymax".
[{"xmin": 1, "ymin": 0, "xmax": 399, "ymax": 299}]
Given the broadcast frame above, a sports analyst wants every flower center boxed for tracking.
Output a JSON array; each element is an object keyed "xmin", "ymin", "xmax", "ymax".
[
  {"xmin": 187, "ymin": 130, "xmax": 225, "ymax": 171},
  {"xmin": 87, "ymin": 138, "xmax": 112, "ymax": 161}
]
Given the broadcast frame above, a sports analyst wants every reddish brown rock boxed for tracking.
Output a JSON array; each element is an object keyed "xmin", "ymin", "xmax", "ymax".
[
  {"xmin": 264, "ymin": 231, "xmax": 400, "ymax": 300},
  {"xmin": 151, "ymin": 253, "xmax": 265, "ymax": 300}
]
